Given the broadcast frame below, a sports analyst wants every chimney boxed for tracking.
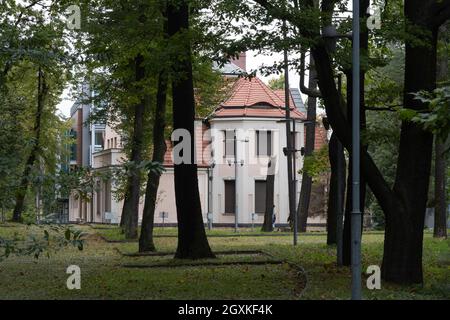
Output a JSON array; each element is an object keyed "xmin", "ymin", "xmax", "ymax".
[{"xmin": 231, "ymin": 52, "xmax": 246, "ymax": 72}]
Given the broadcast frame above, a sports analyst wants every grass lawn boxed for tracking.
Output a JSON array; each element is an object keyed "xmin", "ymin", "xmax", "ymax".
[{"xmin": 0, "ymin": 223, "xmax": 448, "ymax": 300}]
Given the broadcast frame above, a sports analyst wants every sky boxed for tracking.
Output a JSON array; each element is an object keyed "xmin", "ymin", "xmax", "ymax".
[
  {"xmin": 247, "ymin": 50, "xmax": 301, "ymax": 92},
  {"xmin": 56, "ymin": 51, "xmax": 306, "ymax": 117}
]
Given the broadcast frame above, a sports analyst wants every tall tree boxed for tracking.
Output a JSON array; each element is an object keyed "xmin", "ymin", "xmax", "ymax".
[
  {"xmin": 139, "ymin": 70, "xmax": 169, "ymax": 252},
  {"xmin": 70, "ymin": 0, "xmax": 168, "ymax": 238},
  {"xmin": 168, "ymin": 0, "xmax": 214, "ymax": 259},
  {"xmin": 12, "ymin": 67, "xmax": 48, "ymax": 222},
  {"xmin": 380, "ymin": 0, "xmax": 445, "ymax": 283},
  {"xmin": 433, "ymin": 22, "xmax": 448, "ymax": 239},
  {"xmin": 1, "ymin": 1, "xmax": 68, "ymax": 222},
  {"xmin": 247, "ymin": 0, "xmax": 450, "ymax": 283},
  {"xmin": 120, "ymin": 55, "xmax": 147, "ymax": 239},
  {"xmin": 297, "ymin": 55, "xmax": 318, "ymax": 232}
]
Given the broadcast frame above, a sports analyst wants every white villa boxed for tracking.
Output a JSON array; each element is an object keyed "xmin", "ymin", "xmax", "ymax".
[{"xmin": 68, "ymin": 59, "xmax": 328, "ymax": 227}]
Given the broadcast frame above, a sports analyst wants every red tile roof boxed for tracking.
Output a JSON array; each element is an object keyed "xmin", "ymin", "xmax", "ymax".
[
  {"xmin": 211, "ymin": 77, "xmax": 306, "ymax": 119},
  {"xmin": 302, "ymin": 123, "xmax": 329, "ymax": 150},
  {"xmin": 314, "ymin": 124, "xmax": 329, "ymax": 150},
  {"xmin": 273, "ymin": 89, "xmax": 297, "ymax": 109}
]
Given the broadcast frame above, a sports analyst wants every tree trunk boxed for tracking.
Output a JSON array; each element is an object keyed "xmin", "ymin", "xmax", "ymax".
[
  {"xmin": 297, "ymin": 56, "xmax": 318, "ymax": 232},
  {"xmin": 168, "ymin": 0, "xmax": 214, "ymax": 259},
  {"xmin": 12, "ymin": 67, "xmax": 47, "ymax": 222},
  {"xmin": 434, "ymin": 138, "xmax": 447, "ymax": 238},
  {"xmin": 433, "ymin": 23, "xmax": 448, "ymax": 239},
  {"xmin": 262, "ymin": 157, "xmax": 276, "ymax": 232},
  {"xmin": 381, "ymin": 1, "xmax": 438, "ymax": 284},
  {"xmin": 139, "ymin": 70, "xmax": 168, "ymax": 252},
  {"xmin": 121, "ymin": 55, "xmax": 146, "ymax": 239},
  {"xmin": 327, "ymin": 133, "xmax": 346, "ymax": 245}
]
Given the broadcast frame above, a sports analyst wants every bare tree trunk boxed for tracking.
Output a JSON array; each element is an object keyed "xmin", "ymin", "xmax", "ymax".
[
  {"xmin": 12, "ymin": 67, "xmax": 48, "ymax": 222},
  {"xmin": 139, "ymin": 70, "xmax": 168, "ymax": 252},
  {"xmin": 121, "ymin": 55, "xmax": 146, "ymax": 239},
  {"xmin": 327, "ymin": 133, "xmax": 346, "ymax": 245},
  {"xmin": 381, "ymin": 0, "xmax": 439, "ymax": 284},
  {"xmin": 168, "ymin": 0, "xmax": 214, "ymax": 259},
  {"xmin": 433, "ymin": 23, "xmax": 448, "ymax": 239},
  {"xmin": 297, "ymin": 57, "xmax": 318, "ymax": 232},
  {"xmin": 262, "ymin": 157, "xmax": 276, "ymax": 232},
  {"xmin": 434, "ymin": 138, "xmax": 447, "ymax": 238}
]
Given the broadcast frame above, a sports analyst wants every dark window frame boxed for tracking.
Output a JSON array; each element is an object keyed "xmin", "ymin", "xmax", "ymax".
[
  {"xmin": 224, "ymin": 179, "xmax": 236, "ymax": 214},
  {"xmin": 223, "ymin": 130, "xmax": 236, "ymax": 158},
  {"xmin": 256, "ymin": 130, "xmax": 272, "ymax": 156},
  {"xmin": 254, "ymin": 180, "xmax": 267, "ymax": 214}
]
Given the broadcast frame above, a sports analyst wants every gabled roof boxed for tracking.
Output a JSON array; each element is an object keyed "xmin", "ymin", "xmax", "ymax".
[
  {"xmin": 211, "ymin": 77, "xmax": 306, "ymax": 119},
  {"xmin": 222, "ymin": 77, "xmax": 284, "ymax": 107}
]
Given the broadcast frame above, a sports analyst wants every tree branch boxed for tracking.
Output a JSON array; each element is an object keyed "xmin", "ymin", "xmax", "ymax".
[{"xmin": 300, "ymin": 51, "xmax": 321, "ymax": 97}]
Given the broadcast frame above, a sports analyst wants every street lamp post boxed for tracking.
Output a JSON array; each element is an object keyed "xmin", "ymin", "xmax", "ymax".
[
  {"xmin": 284, "ymin": 49, "xmax": 297, "ymax": 246},
  {"xmin": 351, "ymin": 0, "xmax": 362, "ymax": 300},
  {"xmin": 321, "ymin": 2, "xmax": 362, "ymax": 299},
  {"xmin": 282, "ymin": 20, "xmax": 298, "ymax": 246},
  {"xmin": 234, "ymin": 134, "xmax": 239, "ymax": 233},
  {"xmin": 228, "ymin": 133, "xmax": 248, "ymax": 233}
]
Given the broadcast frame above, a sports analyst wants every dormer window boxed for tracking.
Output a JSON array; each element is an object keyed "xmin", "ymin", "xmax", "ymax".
[{"xmin": 249, "ymin": 102, "xmax": 272, "ymax": 109}]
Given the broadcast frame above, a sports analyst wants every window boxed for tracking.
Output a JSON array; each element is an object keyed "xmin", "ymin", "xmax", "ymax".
[
  {"xmin": 96, "ymin": 187, "xmax": 102, "ymax": 216},
  {"xmin": 69, "ymin": 129, "xmax": 77, "ymax": 161},
  {"xmin": 256, "ymin": 130, "xmax": 272, "ymax": 156},
  {"xmin": 95, "ymin": 131, "xmax": 104, "ymax": 148},
  {"xmin": 224, "ymin": 130, "xmax": 235, "ymax": 157},
  {"xmin": 114, "ymin": 137, "xmax": 117, "ymax": 148},
  {"xmin": 104, "ymin": 180, "xmax": 111, "ymax": 212},
  {"xmin": 70, "ymin": 143, "xmax": 77, "ymax": 161},
  {"xmin": 224, "ymin": 180, "xmax": 235, "ymax": 214},
  {"xmin": 255, "ymin": 180, "xmax": 267, "ymax": 214}
]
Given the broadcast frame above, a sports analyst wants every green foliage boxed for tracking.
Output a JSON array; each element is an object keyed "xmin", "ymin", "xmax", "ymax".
[
  {"xmin": 268, "ymin": 74, "xmax": 285, "ymax": 90},
  {"xmin": 410, "ymin": 87, "xmax": 450, "ymax": 145},
  {"xmin": 193, "ymin": 57, "xmax": 227, "ymax": 117},
  {"xmin": 300, "ymin": 145, "xmax": 330, "ymax": 181},
  {"xmin": 0, "ymin": 225, "xmax": 85, "ymax": 262},
  {"xmin": 0, "ymin": 1, "xmax": 72, "ymax": 219}
]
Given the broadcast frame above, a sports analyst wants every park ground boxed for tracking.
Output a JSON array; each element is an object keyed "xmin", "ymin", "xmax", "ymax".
[{"xmin": 0, "ymin": 223, "xmax": 448, "ymax": 300}]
